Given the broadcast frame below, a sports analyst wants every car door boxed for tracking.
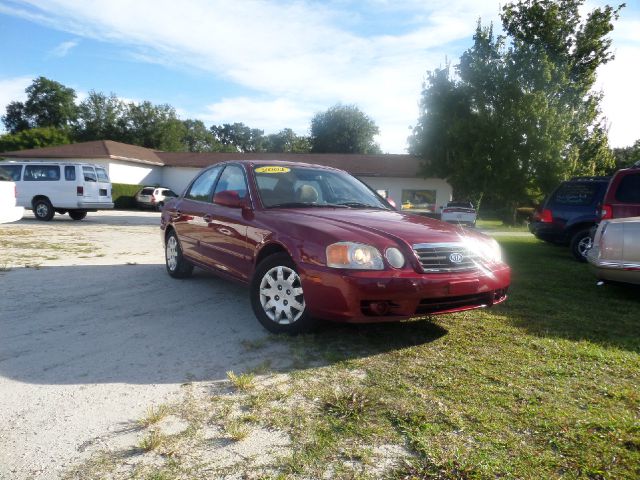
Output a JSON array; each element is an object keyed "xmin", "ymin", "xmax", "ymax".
[
  {"xmin": 198, "ymin": 164, "xmax": 253, "ymax": 281},
  {"xmin": 167, "ymin": 165, "xmax": 223, "ymax": 264}
]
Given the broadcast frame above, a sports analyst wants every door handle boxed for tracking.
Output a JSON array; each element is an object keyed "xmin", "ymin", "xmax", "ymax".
[
  {"xmin": 170, "ymin": 210, "xmax": 181, "ymax": 219},
  {"xmin": 203, "ymin": 214, "xmax": 212, "ymax": 223}
]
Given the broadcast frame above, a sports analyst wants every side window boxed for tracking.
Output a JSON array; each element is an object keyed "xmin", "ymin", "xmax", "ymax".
[
  {"xmin": 24, "ymin": 165, "xmax": 60, "ymax": 181},
  {"xmin": 96, "ymin": 167, "xmax": 109, "ymax": 182},
  {"xmin": 83, "ymin": 166, "xmax": 97, "ymax": 182},
  {"xmin": 615, "ymin": 173, "xmax": 640, "ymax": 203},
  {"xmin": 186, "ymin": 166, "xmax": 222, "ymax": 202},
  {"xmin": 65, "ymin": 166, "xmax": 76, "ymax": 181},
  {"xmin": 213, "ymin": 165, "xmax": 248, "ymax": 200},
  {"xmin": 0, "ymin": 164, "xmax": 22, "ymax": 181}
]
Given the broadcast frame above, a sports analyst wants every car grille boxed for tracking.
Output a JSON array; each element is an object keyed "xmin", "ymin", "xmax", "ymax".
[{"xmin": 413, "ymin": 242, "xmax": 480, "ymax": 272}]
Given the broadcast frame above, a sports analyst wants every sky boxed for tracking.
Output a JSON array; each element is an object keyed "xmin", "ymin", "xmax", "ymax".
[{"xmin": 0, "ymin": 0, "xmax": 638, "ymax": 153}]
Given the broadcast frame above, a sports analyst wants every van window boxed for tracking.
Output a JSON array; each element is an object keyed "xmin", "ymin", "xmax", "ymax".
[
  {"xmin": 83, "ymin": 166, "xmax": 97, "ymax": 182},
  {"xmin": 24, "ymin": 165, "xmax": 61, "ymax": 181},
  {"xmin": 0, "ymin": 164, "xmax": 22, "ymax": 181},
  {"xmin": 96, "ymin": 167, "xmax": 109, "ymax": 182},
  {"xmin": 65, "ymin": 166, "xmax": 76, "ymax": 181}
]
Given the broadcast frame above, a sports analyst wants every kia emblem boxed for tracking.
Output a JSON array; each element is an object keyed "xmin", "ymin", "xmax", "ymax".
[{"xmin": 449, "ymin": 252, "xmax": 464, "ymax": 263}]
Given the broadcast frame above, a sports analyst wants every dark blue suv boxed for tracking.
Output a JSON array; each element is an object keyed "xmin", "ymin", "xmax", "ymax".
[{"xmin": 529, "ymin": 176, "xmax": 611, "ymax": 261}]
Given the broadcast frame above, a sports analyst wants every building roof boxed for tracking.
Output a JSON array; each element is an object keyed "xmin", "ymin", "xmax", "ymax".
[
  {"xmin": 1, "ymin": 140, "xmax": 164, "ymax": 165},
  {"xmin": 1, "ymin": 140, "xmax": 422, "ymax": 177}
]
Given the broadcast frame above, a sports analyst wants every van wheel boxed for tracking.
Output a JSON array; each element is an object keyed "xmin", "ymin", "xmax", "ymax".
[
  {"xmin": 69, "ymin": 210, "xmax": 87, "ymax": 221},
  {"xmin": 250, "ymin": 253, "xmax": 317, "ymax": 334},
  {"xmin": 33, "ymin": 199, "xmax": 54, "ymax": 221},
  {"xmin": 570, "ymin": 228, "xmax": 592, "ymax": 262},
  {"xmin": 165, "ymin": 230, "xmax": 194, "ymax": 278}
]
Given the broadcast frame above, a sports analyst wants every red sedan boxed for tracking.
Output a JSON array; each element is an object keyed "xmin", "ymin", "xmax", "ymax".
[{"xmin": 161, "ymin": 161, "xmax": 510, "ymax": 333}]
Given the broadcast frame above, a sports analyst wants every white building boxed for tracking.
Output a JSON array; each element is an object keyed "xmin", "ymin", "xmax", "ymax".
[{"xmin": 1, "ymin": 140, "xmax": 452, "ymax": 212}]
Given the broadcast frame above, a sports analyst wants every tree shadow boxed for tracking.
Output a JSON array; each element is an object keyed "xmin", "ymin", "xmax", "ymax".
[{"xmin": 0, "ymin": 263, "xmax": 446, "ymax": 387}]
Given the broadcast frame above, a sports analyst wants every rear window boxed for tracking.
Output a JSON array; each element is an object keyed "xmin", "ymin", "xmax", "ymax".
[
  {"xmin": 552, "ymin": 182, "xmax": 599, "ymax": 206},
  {"xmin": 0, "ymin": 164, "xmax": 21, "ymax": 181},
  {"xmin": 24, "ymin": 165, "xmax": 60, "ymax": 181},
  {"xmin": 615, "ymin": 173, "xmax": 640, "ymax": 203},
  {"xmin": 83, "ymin": 166, "xmax": 97, "ymax": 182},
  {"xmin": 141, "ymin": 187, "xmax": 155, "ymax": 195},
  {"xmin": 447, "ymin": 202, "xmax": 473, "ymax": 208},
  {"xmin": 162, "ymin": 189, "xmax": 178, "ymax": 197},
  {"xmin": 96, "ymin": 167, "xmax": 109, "ymax": 182}
]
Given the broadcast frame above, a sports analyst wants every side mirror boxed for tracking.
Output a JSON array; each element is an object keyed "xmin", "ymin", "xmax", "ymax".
[{"xmin": 214, "ymin": 190, "xmax": 247, "ymax": 208}]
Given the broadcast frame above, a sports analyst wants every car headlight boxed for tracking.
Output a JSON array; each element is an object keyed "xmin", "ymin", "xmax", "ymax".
[
  {"xmin": 326, "ymin": 242, "xmax": 384, "ymax": 270},
  {"xmin": 464, "ymin": 237, "xmax": 502, "ymax": 263},
  {"xmin": 385, "ymin": 247, "xmax": 405, "ymax": 268}
]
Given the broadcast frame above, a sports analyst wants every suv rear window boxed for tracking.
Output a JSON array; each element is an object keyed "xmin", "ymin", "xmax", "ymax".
[
  {"xmin": 615, "ymin": 173, "xmax": 640, "ymax": 203},
  {"xmin": 553, "ymin": 183, "xmax": 598, "ymax": 206},
  {"xmin": 141, "ymin": 187, "xmax": 155, "ymax": 195}
]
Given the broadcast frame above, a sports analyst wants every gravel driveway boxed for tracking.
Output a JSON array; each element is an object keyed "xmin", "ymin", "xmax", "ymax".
[{"xmin": 0, "ymin": 211, "xmax": 273, "ymax": 479}]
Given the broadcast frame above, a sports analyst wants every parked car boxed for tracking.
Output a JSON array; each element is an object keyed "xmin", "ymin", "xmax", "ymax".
[
  {"xmin": 441, "ymin": 201, "xmax": 477, "ymax": 227},
  {"xmin": 135, "ymin": 186, "xmax": 178, "ymax": 211},
  {"xmin": 1, "ymin": 162, "xmax": 113, "ymax": 221},
  {"xmin": 586, "ymin": 216, "xmax": 640, "ymax": 285},
  {"xmin": 161, "ymin": 161, "xmax": 511, "ymax": 333},
  {"xmin": 0, "ymin": 165, "xmax": 24, "ymax": 224},
  {"xmin": 529, "ymin": 176, "xmax": 610, "ymax": 261},
  {"xmin": 599, "ymin": 162, "xmax": 640, "ymax": 221}
]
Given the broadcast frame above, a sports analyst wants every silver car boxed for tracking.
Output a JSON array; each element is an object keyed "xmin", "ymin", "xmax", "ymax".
[{"xmin": 587, "ymin": 216, "xmax": 640, "ymax": 285}]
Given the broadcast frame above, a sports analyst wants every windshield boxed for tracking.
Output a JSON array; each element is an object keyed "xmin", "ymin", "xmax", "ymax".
[{"xmin": 253, "ymin": 165, "xmax": 389, "ymax": 210}]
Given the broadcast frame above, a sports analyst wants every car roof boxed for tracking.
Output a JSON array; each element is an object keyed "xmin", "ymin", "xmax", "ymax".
[{"xmin": 207, "ymin": 159, "xmax": 345, "ymax": 173}]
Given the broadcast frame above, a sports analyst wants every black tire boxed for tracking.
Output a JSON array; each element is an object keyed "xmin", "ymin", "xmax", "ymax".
[
  {"xmin": 69, "ymin": 210, "xmax": 87, "ymax": 221},
  {"xmin": 570, "ymin": 228, "xmax": 593, "ymax": 262},
  {"xmin": 33, "ymin": 198, "xmax": 54, "ymax": 221},
  {"xmin": 250, "ymin": 252, "xmax": 316, "ymax": 334},
  {"xmin": 165, "ymin": 230, "xmax": 194, "ymax": 278}
]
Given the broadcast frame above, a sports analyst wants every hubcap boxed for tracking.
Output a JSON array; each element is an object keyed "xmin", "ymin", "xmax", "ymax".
[
  {"xmin": 166, "ymin": 236, "xmax": 178, "ymax": 271},
  {"xmin": 259, "ymin": 266, "xmax": 305, "ymax": 324},
  {"xmin": 36, "ymin": 203, "xmax": 49, "ymax": 217},
  {"xmin": 578, "ymin": 236, "xmax": 592, "ymax": 257}
]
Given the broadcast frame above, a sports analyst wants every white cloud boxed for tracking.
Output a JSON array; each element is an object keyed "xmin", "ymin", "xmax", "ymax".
[
  {"xmin": 0, "ymin": 0, "xmax": 636, "ymax": 150},
  {"xmin": 0, "ymin": 75, "xmax": 32, "ymax": 133},
  {"xmin": 49, "ymin": 39, "xmax": 78, "ymax": 57}
]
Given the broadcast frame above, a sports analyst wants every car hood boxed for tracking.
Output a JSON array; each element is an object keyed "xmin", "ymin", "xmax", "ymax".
[{"xmin": 267, "ymin": 208, "xmax": 488, "ymax": 246}]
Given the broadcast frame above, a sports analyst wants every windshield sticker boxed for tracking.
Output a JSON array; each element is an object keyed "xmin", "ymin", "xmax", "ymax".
[{"xmin": 255, "ymin": 166, "xmax": 290, "ymax": 173}]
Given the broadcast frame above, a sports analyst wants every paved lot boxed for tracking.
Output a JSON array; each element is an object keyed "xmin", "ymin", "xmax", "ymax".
[{"xmin": 0, "ymin": 211, "xmax": 273, "ymax": 479}]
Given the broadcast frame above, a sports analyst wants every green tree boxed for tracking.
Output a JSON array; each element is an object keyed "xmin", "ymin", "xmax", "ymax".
[
  {"xmin": 210, "ymin": 122, "xmax": 266, "ymax": 152},
  {"xmin": 264, "ymin": 128, "xmax": 311, "ymax": 153},
  {"xmin": 74, "ymin": 91, "xmax": 127, "ymax": 142},
  {"xmin": 410, "ymin": 0, "xmax": 622, "ymax": 217},
  {"xmin": 121, "ymin": 101, "xmax": 186, "ymax": 151},
  {"xmin": 2, "ymin": 77, "xmax": 78, "ymax": 133},
  {"xmin": 181, "ymin": 119, "xmax": 235, "ymax": 152},
  {"xmin": 0, "ymin": 127, "xmax": 70, "ymax": 152},
  {"xmin": 612, "ymin": 139, "xmax": 640, "ymax": 170},
  {"xmin": 310, "ymin": 104, "xmax": 381, "ymax": 154}
]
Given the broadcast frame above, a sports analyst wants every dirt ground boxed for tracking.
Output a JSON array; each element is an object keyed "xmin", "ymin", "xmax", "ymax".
[{"xmin": 0, "ymin": 211, "xmax": 282, "ymax": 479}]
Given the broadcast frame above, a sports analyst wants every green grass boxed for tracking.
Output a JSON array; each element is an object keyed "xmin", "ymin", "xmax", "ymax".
[
  {"xmin": 243, "ymin": 236, "xmax": 639, "ymax": 478},
  {"xmin": 476, "ymin": 219, "xmax": 530, "ymax": 231},
  {"xmin": 66, "ymin": 236, "xmax": 639, "ymax": 479}
]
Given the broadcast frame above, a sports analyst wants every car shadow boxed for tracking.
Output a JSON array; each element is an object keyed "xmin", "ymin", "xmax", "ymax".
[
  {"xmin": 14, "ymin": 210, "xmax": 161, "ymax": 227},
  {"xmin": 0, "ymin": 264, "xmax": 447, "ymax": 386}
]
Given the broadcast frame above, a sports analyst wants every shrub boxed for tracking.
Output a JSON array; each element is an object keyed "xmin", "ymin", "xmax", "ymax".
[{"xmin": 111, "ymin": 183, "xmax": 140, "ymax": 210}]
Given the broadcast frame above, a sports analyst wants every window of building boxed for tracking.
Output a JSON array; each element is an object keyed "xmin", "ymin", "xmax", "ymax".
[{"xmin": 401, "ymin": 189, "xmax": 437, "ymax": 211}]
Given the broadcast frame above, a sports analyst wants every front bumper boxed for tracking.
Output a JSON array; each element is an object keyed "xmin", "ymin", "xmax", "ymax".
[
  {"xmin": 299, "ymin": 263, "xmax": 511, "ymax": 322},
  {"xmin": 586, "ymin": 247, "xmax": 640, "ymax": 285}
]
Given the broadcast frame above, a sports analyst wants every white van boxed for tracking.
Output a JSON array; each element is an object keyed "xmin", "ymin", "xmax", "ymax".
[
  {"xmin": 0, "ymin": 165, "xmax": 24, "ymax": 224},
  {"xmin": 0, "ymin": 162, "xmax": 114, "ymax": 221}
]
